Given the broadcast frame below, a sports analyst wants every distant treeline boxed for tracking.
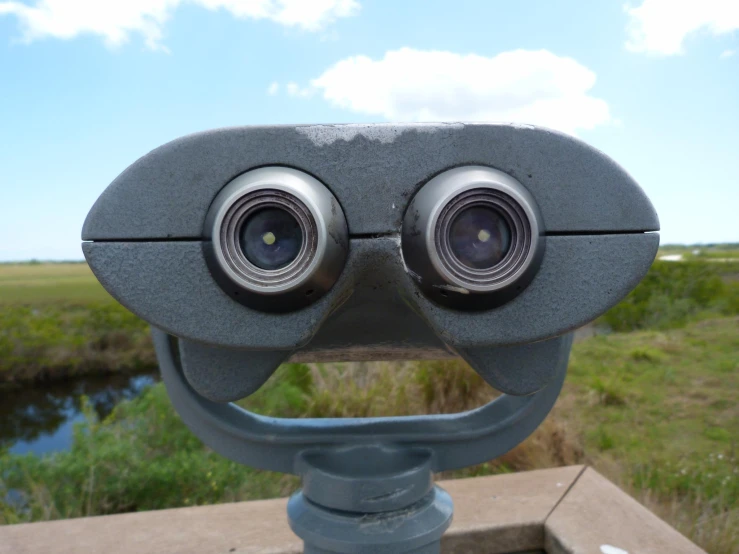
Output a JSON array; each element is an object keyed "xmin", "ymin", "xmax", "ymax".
[{"xmin": 659, "ymin": 243, "xmax": 739, "ymax": 249}]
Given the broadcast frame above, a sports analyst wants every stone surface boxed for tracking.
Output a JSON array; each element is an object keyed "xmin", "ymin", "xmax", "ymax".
[
  {"xmin": 0, "ymin": 466, "xmax": 583, "ymax": 554},
  {"xmin": 0, "ymin": 496, "xmax": 301, "ymax": 554},
  {"xmin": 441, "ymin": 466, "xmax": 584, "ymax": 554},
  {"xmin": 545, "ymin": 468, "xmax": 706, "ymax": 554},
  {"xmin": 0, "ymin": 466, "xmax": 704, "ymax": 554}
]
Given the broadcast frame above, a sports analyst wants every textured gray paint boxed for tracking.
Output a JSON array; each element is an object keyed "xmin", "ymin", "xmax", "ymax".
[
  {"xmin": 84, "ymin": 233, "xmax": 658, "ymax": 353},
  {"xmin": 179, "ymin": 339, "xmax": 294, "ymax": 403},
  {"xmin": 83, "ymin": 240, "xmax": 339, "ymax": 350},
  {"xmin": 181, "ymin": 334, "xmax": 568, "ymax": 402},
  {"xmin": 456, "ymin": 335, "xmax": 569, "ymax": 396},
  {"xmin": 82, "ymin": 124, "xmax": 658, "ymax": 240},
  {"xmin": 296, "ymin": 447, "xmax": 435, "ymax": 513},
  {"xmin": 154, "ymin": 328, "xmax": 572, "ymax": 474},
  {"xmin": 412, "ymin": 233, "xmax": 660, "ymax": 348}
]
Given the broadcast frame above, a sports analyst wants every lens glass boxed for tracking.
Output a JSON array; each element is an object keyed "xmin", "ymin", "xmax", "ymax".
[
  {"xmin": 240, "ymin": 208, "xmax": 303, "ymax": 270},
  {"xmin": 448, "ymin": 206, "xmax": 512, "ymax": 269}
]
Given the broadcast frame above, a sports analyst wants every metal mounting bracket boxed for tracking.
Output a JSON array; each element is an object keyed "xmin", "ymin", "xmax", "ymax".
[{"xmin": 152, "ymin": 329, "xmax": 572, "ymax": 553}]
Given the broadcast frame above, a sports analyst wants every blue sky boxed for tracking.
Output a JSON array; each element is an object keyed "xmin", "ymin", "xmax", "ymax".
[{"xmin": 0, "ymin": 0, "xmax": 737, "ymax": 261}]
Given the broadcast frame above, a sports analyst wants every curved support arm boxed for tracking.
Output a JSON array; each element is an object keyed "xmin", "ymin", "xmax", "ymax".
[{"xmin": 153, "ymin": 328, "xmax": 572, "ymax": 474}]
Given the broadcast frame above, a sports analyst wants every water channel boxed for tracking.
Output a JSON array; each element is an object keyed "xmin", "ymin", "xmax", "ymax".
[{"xmin": 2, "ymin": 370, "xmax": 159, "ymax": 456}]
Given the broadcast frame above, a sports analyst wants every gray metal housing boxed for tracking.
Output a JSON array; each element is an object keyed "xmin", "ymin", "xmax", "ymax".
[
  {"xmin": 83, "ymin": 123, "xmax": 659, "ymax": 553},
  {"xmin": 83, "ymin": 123, "xmax": 659, "ymax": 400}
]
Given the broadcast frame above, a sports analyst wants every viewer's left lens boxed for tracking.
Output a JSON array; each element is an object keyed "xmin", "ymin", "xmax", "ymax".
[{"xmin": 401, "ymin": 166, "xmax": 544, "ymax": 309}]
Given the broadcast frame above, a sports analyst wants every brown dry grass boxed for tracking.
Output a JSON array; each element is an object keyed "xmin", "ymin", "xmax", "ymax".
[
  {"xmin": 304, "ymin": 359, "xmax": 585, "ymax": 475},
  {"xmin": 303, "ymin": 359, "xmax": 496, "ymax": 418}
]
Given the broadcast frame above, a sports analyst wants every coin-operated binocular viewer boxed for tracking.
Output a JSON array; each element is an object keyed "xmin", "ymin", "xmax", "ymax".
[{"xmin": 83, "ymin": 123, "xmax": 659, "ymax": 553}]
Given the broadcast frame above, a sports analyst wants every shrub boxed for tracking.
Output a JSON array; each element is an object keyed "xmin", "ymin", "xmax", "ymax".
[
  {"xmin": 0, "ymin": 304, "xmax": 155, "ymax": 384},
  {"xmin": 601, "ymin": 261, "xmax": 738, "ymax": 331}
]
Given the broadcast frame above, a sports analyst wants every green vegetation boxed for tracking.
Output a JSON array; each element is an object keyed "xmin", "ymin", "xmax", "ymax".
[
  {"xmin": 600, "ymin": 260, "xmax": 739, "ymax": 331},
  {"xmin": 0, "ymin": 263, "xmax": 111, "ymax": 305},
  {"xmin": 564, "ymin": 317, "xmax": 739, "ymax": 552},
  {"xmin": 1, "ymin": 252, "xmax": 738, "ymax": 552},
  {"xmin": 0, "ymin": 361, "xmax": 495, "ymax": 522},
  {"xmin": 0, "ymin": 319, "xmax": 736, "ymax": 550},
  {"xmin": 0, "ymin": 303, "xmax": 154, "ymax": 384},
  {"xmin": 0, "ymin": 381, "xmax": 298, "ymax": 520},
  {"xmin": 0, "ymin": 263, "xmax": 153, "ymax": 385}
]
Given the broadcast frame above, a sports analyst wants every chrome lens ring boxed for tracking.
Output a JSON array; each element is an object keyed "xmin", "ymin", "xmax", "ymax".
[
  {"xmin": 220, "ymin": 190, "xmax": 318, "ymax": 289},
  {"xmin": 402, "ymin": 166, "xmax": 544, "ymax": 308},
  {"xmin": 205, "ymin": 167, "xmax": 348, "ymax": 311}
]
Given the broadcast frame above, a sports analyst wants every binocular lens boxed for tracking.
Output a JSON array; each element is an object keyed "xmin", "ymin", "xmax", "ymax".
[
  {"xmin": 240, "ymin": 208, "xmax": 303, "ymax": 270},
  {"xmin": 205, "ymin": 167, "xmax": 348, "ymax": 311},
  {"xmin": 401, "ymin": 166, "xmax": 544, "ymax": 308},
  {"xmin": 449, "ymin": 206, "xmax": 512, "ymax": 269}
]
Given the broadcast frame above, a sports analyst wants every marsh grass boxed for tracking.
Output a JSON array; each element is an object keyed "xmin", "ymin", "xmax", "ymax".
[
  {"xmin": 0, "ymin": 263, "xmax": 111, "ymax": 305},
  {"xmin": 0, "ymin": 304, "xmax": 154, "ymax": 384},
  {"xmin": 640, "ymin": 490, "xmax": 739, "ymax": 554},
  {"xmin": 659, "ymin": 243, "xmax": 739, "ymax": 261},
  {"xmin": 302, "ymin": 359, "xmax": 494, "ymax": 418},
  {"xmin": 562, "ymin": 317, "xmax": 739, "ymax": 553},
  {"xmin": 0, "ymin": 263, "xmax": 156, "ymax": 384}
]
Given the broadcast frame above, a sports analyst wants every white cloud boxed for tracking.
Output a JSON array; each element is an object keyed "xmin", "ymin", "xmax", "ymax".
[
  {"xmin": 286, "ymin": 81, "xmax": 313, "ymax": 98},
  {"xmin": 267, "ymin": 81, "xmax": 280, "ymax": 95},
  {"xmin": 625, "ymin": 0, "xmax": 739, "ymax": 56},
  {"xmin": 0, "ymin": 0, "xmax": 360, "ymax": 50},
  {"xmin": 293, "ymin": 48, "xmax": 612, "ymax": 136},
  {"xmin": 720, "ymin": 48, "xmax": 736, "ymax": 58}
]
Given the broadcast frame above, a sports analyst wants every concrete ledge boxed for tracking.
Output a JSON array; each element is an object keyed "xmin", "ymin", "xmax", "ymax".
[
  {"xmin": 545, "ymin": 468, "xmax": 704, "ymax": 554},
  {"xmin": 0, "ymin": 466, "xmax": 705, "ymax": 554}
]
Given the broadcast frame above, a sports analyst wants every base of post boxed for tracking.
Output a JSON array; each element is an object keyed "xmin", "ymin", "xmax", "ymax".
[
  {"xmin": 303, "ymin": 545, "xmax": 442, "ymax": 554},
  {"xmin": 288, "ymin": 486, "xmax": 453, "ymax": 554},
  {"xmin": 304, "ymin": 545, "xmax": 441, "ymax": 554}
]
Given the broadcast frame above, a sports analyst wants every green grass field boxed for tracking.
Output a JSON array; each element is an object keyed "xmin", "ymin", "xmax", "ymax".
[
  {"xmin": 0, "ymin": 263, "xmax": 113, "ymax": 305},
  {"xmin": 566, "ymin": 317, "xmax": 737, "ymax": 483},
  {"xmin": 0, "ymin": 264, "xmax": 152, "ymax": 384}
]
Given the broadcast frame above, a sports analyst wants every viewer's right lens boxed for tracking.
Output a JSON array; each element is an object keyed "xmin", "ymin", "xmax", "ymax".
[
  {"xmin": 448, "ymin": 206, "xmax": 512, "ymax": 269},
  {"xmin": 240, "ymin": 208, "xmax": 303, "ymax": 270}
]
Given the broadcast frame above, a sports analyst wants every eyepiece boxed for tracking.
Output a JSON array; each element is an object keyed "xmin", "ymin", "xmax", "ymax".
[
  {"xmin": 204, "ymin": 167, "xmax": 348, "ymax": 312},
  {"xmin": 402, "ymin": 166, "xmax": 544, "ymax": 309}
]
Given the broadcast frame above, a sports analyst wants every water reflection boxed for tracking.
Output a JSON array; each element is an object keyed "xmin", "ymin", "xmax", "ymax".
[{"xmin": 1, "ymin": 371, "xmax": 159, "ymax": 456}]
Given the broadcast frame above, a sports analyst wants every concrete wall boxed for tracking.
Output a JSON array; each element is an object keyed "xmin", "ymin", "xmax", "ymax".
[{"xmin": 0, "ymin": 466, "xmax": 705, "ymax": 554}]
